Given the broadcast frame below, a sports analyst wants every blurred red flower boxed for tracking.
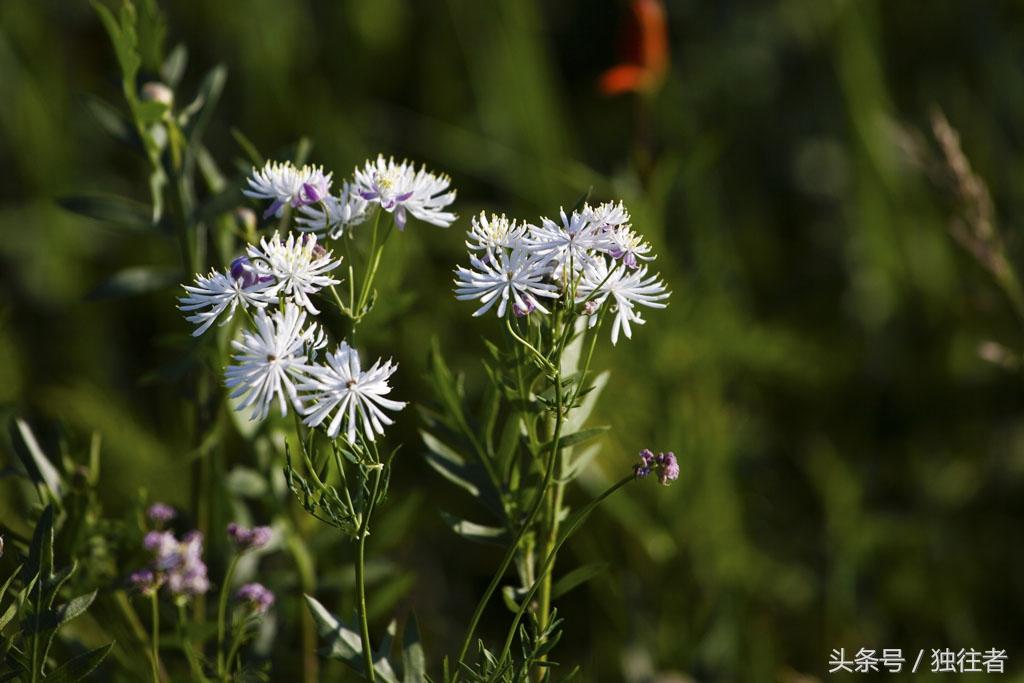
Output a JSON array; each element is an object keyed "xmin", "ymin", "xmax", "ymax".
[{"xmin": 598, "ymin": 0, "xmax": 669, "ymax": 96}]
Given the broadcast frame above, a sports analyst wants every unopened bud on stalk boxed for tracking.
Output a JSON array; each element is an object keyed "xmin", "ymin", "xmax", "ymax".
[
  {"xmin": 140, "ymin": 81, "xmax": 174, "ymax": 107},
  {"xmin": 234, "ymin": 207, "xmax": 257, "ymax": 234}
]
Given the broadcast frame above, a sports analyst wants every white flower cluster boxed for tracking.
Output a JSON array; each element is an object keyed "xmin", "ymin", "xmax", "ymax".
[
  {"xmin": 174, "ymin": 154, "xmax": 457, "ymax": 443},
  {"xmin": 453, "ymin": 202, "xmax": 670, "ymax": 344},
  {"xmin": 221, "ymin": 301, "xmax": 405, "ymax": 442},
  {"xmin": 178, "ymin": 232, "xmax": 341, "ymax": 336},
  {"xmin": 244, "ymin": 156, "xmax": 457, "ymax": 238},
  {"xmin": 178, "ymin": 239, "xmax": 405, "ymax": 443}
]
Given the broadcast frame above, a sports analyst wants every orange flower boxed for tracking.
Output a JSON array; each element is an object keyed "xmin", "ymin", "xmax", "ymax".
[{"xmin": 599, "ymin": 0, "xmax": 669, "ymax": 96}]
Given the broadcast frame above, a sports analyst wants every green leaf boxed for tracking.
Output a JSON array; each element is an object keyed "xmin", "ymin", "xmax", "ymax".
[
  {"xmin": 562, "ymin": 444, "xmax": 600, "ymax": 482},
  {"xmin": 135, "ymin": 0, "xmax": 167, "ymax": 71},
  {"xmin": 55, "ymin": 591, "xmax": 98, "ymax": 630},
  {"xmin": 230, "ymin": 127, "xmax": 264, "ymax": 166},
  {"xmin": 427, "ymin": 339, "xmax": 468, "ymax": 432},
  {"xmin": 148, "ymin": 167, "xmax": 167, "ymax": 224},
  {"xmin": 494, "ymin": 416, "xmax": 521, "ymax": 476},
  {"xmin": 134, "ymin": 99, "xmax": 168, "ymax": 126},
  {"xmin": 440, "ymin": 513, "xmax": 508, "ymax": 545},
  {"xmin": 550, "ymin": 562, "xmax": 607, "ymax": 600},
  {"xmin": 401, "ymin": 614, "xmax": 426, "ymax": 683},
  {"xmin": 83, "ymin": 95, "xmax": 136, "ymax": 146},
  {"xmin": 225, "ymin": 467, "xmax": 268, "ymax": 498},
  {"xmin": 57, "ymin": 194, "xmax": 153, "ymax": 232},
  {"xmin": 13, "ymin": 419, "xmax": 62, "ymax": 500},
  {"xmin": 86, "ymin": 267, "xmax": 180, "ymax": 300},
  {"xmin": 0, "ymin": 565, "xmax": 21, "ymax": 606},
  {"xmin": 183, "ymin": 64, "xmax": 227, "ymax": 144},
  {"xmin": 21, "ymin": 591, "xmax": 96, "ymax": 635},
  {"xmin": 43, "ymin": 642, "xmax": 113, "ymax": 683},
  {"xmin": 0, "ymin": 603, "xmax": 16, "ymax": 632},
  {"xmin": 304, "ymin": 596, "xmax": 399, "ymax": 682},
  {"xmin": 92, "ymin": 1, "xmax": 140, "ymax": 88},
  {"xmin": 161, "ymin": 43, "xmax": 187, "ymax": 87},
  {"xmin": 422, "ymin": 432, "xmax": 504, "ymax": 519},
  {"xmin": 25, "ymin": 505, "xmax": 55, "ymax": 585},
  {"xmin": 570, "ymin": 187, "xmax": 593, "ymax": 214},
  {"xmin": 564, "ymin": 371, "xmax": 610, "ymax": 435},
  {"xmin": 421, "ymin": 432, "xmax": 479, "ymax": 497}
]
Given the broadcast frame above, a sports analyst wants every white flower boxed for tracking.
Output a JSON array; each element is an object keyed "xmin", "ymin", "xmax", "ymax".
[
  {"xmin": 177, "ymin": 262, "xmax": 278, "ymax": 337},
  {"xmin": 243, "ymin": 160, "xmax": 333, "ymax": 219},
  {"xmin": 584, "ymin": 200, "xmax": 631, "ymax": 230},
  {"xmin": 465, "ymin": 212, "xmax": 527, "ymax": 252},
  {"xmin": 454, "ymin": 247, "xmax": 559, "ymax": 317},
  {"xmin": 525, "ymin": 208, "xmax": 610, "ymax": 278},
  {"xmin": 225, "ymin": 304, "xmax": 316, "ymax": 421},
  {"xmin": 606, "ymin": 224, "xmax": 654, "ymax": 269},
  {"xmin": 300, "ymin": 342, "xmax": 407, "ymax": 443},
  {"xmin": 575, "ymin": 257, "xmax": 670, "ymax": 345},
  {"xmin": 353, "ymin": 155, "xmax": 456, "ymax": 229},
  {"xmin": 296, "ymin": 181, "xmax": 369, "ymax": 239},
  {"xmin": 247, "ymin": 233, "xmax": 342, "ymax": 314}
]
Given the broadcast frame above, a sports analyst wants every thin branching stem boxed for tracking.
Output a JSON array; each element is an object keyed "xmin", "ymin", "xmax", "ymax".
[
  {"xmin": 216, "ymin": 554, "xmax": 241, "ymax": 676},
  {"xmin": 494, "ymin": 476, "xmax": 634, "ymax": 677}
]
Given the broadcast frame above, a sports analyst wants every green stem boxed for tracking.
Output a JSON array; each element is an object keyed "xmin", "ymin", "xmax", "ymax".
[
  {"xmin": 225, "ymin": 626, "xmax": 248, "ymax": 678},
  {"xmin": 216, "ymin": 555, "xmax": 241, "ymax": 677},
  {"xmin": 355, "ymin": 209, "xmax": 392, "ymax": 320},
  {"xmin": 150, "ymin": 592, "xmax": 162, "ymax": 683},
  {"xmin": 455, "ymin": 365, "xmax": 567, "ymax": 671},
  {"xmin": 355, "ymin": 467, "xmax": 383, "ymax": 682},
  {"xmin": 494, "ymin": 476, "xmax": 634, "ymax": 675},
  {"xmin": 177, "ymin": 602, "xmax": 209, "ymax": 682}
]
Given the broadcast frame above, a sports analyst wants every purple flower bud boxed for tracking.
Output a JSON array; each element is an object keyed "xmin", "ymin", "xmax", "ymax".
[
  {"xmin": 513, "ymin": 300, "xmax": 536, "ymax": 317},
  {"xmin": 583, "ymin": 300, "xmax": 600, "ymax": 316},
  {"xmin": 230, "ymin": 256, "xmax": 273, "ymax": 289},
  {"xmin": 130, "ymin": 569, "xmax": 158, "ymax": 594},
  {"xmin": 227, "ymin": 523, "xmax": 273, "ymax": 551},
  {"xmin": 147, "ymin": 503, "xmax": 176, "ymax": 523},
  {"xmin": 236, "ymin": 582, "xmax": 275, "ymax": 614},
  {"xmin": 301, "ymin": 182, "xmax": 322, "ymax": 204}
]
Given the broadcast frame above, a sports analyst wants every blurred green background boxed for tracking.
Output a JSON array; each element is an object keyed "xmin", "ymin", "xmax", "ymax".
[{"xmin": 3, "ymin": 0, "xmax": 1024, "ymax": 680}]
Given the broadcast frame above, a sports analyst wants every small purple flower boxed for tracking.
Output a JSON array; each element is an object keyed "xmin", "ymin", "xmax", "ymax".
[
  {"xmin": 227, "ymin": 523, "xmax": 273, "ymax": 552},
  {"xmin": 135, "ymin": 529, "xmax": 210, "ymax": 600},
  {"xmin": 166, "ymin": 531, "xmax": 209, "ymax": 597},
  {"xmin": 236, "ymin": 582, "xmax": 276, "ymax": 615},
  {"xmin": 147, "ymin": 503, "xmax": 176, "ymax": 524},
  {"xmin": 583, "ymin": 299, "xmax": 600, "ymax": 316},
  {"xmin": 144, "ymin": 531, "xmax": 180, "ymax": 570},
  {"xmin": 633, "ymin": 449, "xmax": 678, "ymax": 486}
]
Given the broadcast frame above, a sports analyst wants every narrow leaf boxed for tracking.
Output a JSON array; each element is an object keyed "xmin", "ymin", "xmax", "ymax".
[
  {"xmin": 13, "ymin": 420, "xmax": 62, "ymax": 499},
  {"xmin": 43, "ymin": 642, "xmax": 113, "ymax": 683},
  {"xmin": 86, "ymin": 267, "xmax": 180, "ymax": 300},
  {"xmin": 401, "ymin": 614, "xmax": 426, "ymax": 683},
  {"xmin": 57, "ymin": 195, "xmax": 153, "ymax": 232},
  {"xmin": 26, "ymin": 505, "xmax": 55, "ymax": 585},
  {"xmin": 550, "ymin": 562, "xmax": 607, "ymax": 600},
  {"xmin": 440, "ymin": 513, "xmax": 508, "ymax": 545}
]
